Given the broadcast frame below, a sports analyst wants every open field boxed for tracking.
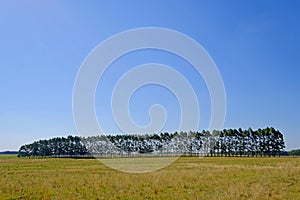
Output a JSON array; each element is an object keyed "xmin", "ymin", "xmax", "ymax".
[{"xmin": 0, "ymin": 155, "xmax": 300, "ymax": 200}]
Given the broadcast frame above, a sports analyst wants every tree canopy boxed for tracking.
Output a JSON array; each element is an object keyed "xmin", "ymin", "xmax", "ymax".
[
  {"xmin": 18, "ymin": 127, "xmax": 285, "ymax": 158},
  {"xmin": 289, "ymin": 149, "xmax": 300, "ymax": 156}
]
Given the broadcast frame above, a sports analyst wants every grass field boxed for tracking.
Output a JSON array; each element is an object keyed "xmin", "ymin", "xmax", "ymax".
[{"xmin": 0, "ymin": 155, "xmax": 299, "ymax": 200}]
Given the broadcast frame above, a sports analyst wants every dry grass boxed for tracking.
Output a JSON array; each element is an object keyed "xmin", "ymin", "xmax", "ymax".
[{"xmin": 0, "ymin": 155, "xmax": 299, "ymax": 199}]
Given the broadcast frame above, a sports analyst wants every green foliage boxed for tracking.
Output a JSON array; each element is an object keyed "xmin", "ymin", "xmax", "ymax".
[
  {"xmin": 289, "ymin": 149, "xmax": 300, "ymax": 156},
  {"xmin": 18, "ymin": 127, "xmax": 286, "ymax": 158},
  {"xmin": 18, "ymin": 135, "xmax": 88, "ymax": 157}
]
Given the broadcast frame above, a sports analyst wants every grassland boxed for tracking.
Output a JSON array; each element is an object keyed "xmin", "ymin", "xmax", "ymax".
[{"xmin": 0, "ymin": 155, "xmax": 299, "ymax": 200}]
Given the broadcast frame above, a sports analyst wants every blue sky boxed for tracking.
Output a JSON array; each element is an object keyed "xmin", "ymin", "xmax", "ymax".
[{"xmin": 0, "ymin": 0, "xmax": 299, "ymax": 151}]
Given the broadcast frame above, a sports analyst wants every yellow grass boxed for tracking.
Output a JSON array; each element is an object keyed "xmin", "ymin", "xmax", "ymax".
[{"xmin": 0, "ymin": 156, "xmax": 299, "ymax": 199}]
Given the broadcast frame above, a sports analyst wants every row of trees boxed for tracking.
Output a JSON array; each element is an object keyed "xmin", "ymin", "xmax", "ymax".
[
  {"xmin": 18, "ymin": 127, "xmax": 285, "ymax": 158},
  {"xmin": 18, "ymin": 136, "xmax": 88, "ymax": 157},
  {"xmin": 289, "ymin": 149, "xmax": 300, "ymax": 156}
]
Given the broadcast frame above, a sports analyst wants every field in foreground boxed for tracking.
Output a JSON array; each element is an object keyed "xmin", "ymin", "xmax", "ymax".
[{"xmin": 0, "ymin": 156, "xmax": 299, "ymax": 200}]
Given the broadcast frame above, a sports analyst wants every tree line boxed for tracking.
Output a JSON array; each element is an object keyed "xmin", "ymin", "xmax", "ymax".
[
  {"xmin": 18, "ymin": 136, "xmax": 88, "ymax": 157},
  {"xmin": 18, "ymin": 127, "xmax": 285, "ymax": 158},
  {"xmin": 289, "ymin": 149, "xmax": 300, "ymax": 156}
]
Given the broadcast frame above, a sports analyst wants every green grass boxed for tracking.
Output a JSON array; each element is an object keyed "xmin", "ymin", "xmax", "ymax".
[
  {"xmin": 0, "ymin": 156, "xmax": 299, "ymax": 199},
  {"xmin": 0, "ymin": 154, "xmax": 18, "ymax": 159}
]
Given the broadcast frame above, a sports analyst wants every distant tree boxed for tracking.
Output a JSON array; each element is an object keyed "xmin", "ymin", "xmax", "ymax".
[{"xmin": 289, "ymin": 149, "xmax": 300, "ymax": 156}]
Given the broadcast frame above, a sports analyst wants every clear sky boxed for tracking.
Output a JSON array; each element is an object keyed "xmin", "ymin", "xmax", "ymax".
[{"xmin": 0, "ymin": 0, "xmax": 299, "ymax": 151}]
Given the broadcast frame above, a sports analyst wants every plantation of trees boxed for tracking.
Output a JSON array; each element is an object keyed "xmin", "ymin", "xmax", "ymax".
[{"xmin": 18, "ymin": 127, "xmax": 285, "ymax": 158}]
